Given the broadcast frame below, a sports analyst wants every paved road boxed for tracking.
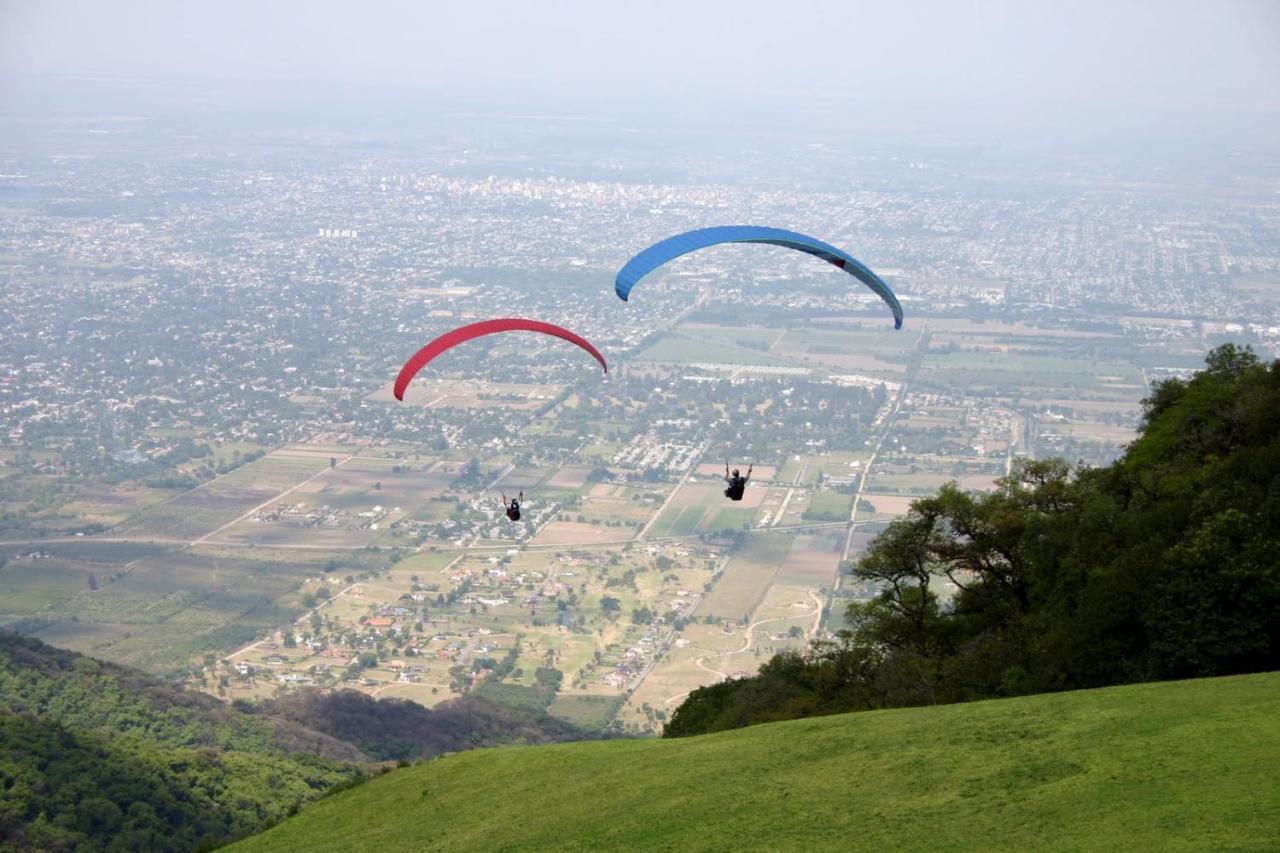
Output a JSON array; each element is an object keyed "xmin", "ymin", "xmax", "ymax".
[
  {"xmin": 0, "ymin": 519, "xmax": 865, "ymax": 555},
  {"xmin": 842, "ymin": 319, "xmax": 930, "ymax": 563}
]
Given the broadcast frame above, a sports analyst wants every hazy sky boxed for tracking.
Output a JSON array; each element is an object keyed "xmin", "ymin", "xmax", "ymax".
[{"xmin": 2, "ymin": 0, "xmax": 1277, "ymax": 139}]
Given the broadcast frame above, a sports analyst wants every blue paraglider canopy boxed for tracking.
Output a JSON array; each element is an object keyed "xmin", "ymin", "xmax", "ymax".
[{"xmin": 615, "ymin": 225, "xmax": 903, "ymax": 329}]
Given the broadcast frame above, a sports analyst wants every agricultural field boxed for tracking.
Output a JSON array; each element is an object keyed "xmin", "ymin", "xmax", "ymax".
[
  {"xmin": 677, "ymin": 323, "xmax": 786, "ymax": 350},
  {"xmin": 117, "ymin": 450, "xmax": 337, "ymax": 541},
  {"xmin": 554, "ymin": 482, "xmax": 656, "ymax": 530},
  {"xmin": 488, "ymin": 460, "xmax": 559, "ymax": 494},
  {"xmin": 14, "ymin": 546, "xmax": 327, "ymax": 673},
  {"xmin": 15, "ymin": 482, "xmax": 182, "ymax": 535},
  {"xmin": 647, "ymin": 481, "xmax": 770, "ymax": 538},
  {"xmin": 776, "ymin": 531, "xmax": 843, "ymax": 586},
  {"xmin": 697, "ymin": 533, "xmax": 793, "ymax": 622},
  {"xmin": 907, "ymin": 319, "xmax": 1153, "ymax": 439},
  {"xmin": 858, "ymin": 493, "xmax": 916, "ymax": 520},
  {"xmin": 365, "ymin": 379, "xmax": 564, "ymax": 410},
  {"xmin": 768, "ymin": 325, "xmax": 914, "ymax": 376},
  {"xmin": 864, "ymin": 466, "xmax": 956, "ymax": 496},
  {"xmin": 545, "ymin": 465, "xmax": 592, "ymax": 490},
  {"xmin": 692, "ymin": 463, "xmax": 779, "ymax": 483},
  {"xmin": 917, "ymin": 350, "xmax": 1144, "ymax": 395},
  {"xmin": 530, "ymin": 521, "xmax": 633, "ymax": 547},
  {"xmin": 635, "ymin": 331, "xmax": 795, "ymax": 367},
  {"xmin": 547, "ymin": 694, "xmax": 624, "ymax": 730},
  {"xmin": 0, "ymin": 554, "xmax": 100, "ymax": 614},
  {"xmin": 802, "ymin": 489, "xmax": 852, "ymax": 522},
  {"xmin": 213, "ymin": 455, "xmax": 456, "ymax": 549}
]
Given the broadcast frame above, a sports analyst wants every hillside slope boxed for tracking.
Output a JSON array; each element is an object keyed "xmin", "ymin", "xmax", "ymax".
[
  {"xmin": 235, "ymin": 671, "xmax": 1280, "ymax": 852},
  {"xmin": 0, "ymin": 633, "xmax": 366, "ymax": 849},
  {"xmin": 0, "ymin": 632, "xmax": 599, "ymax": 848},
  {"xmin": 0, "ymin": 632, "xmax": 364, "ymax": 763},
  {"xmin": 0, "ymin": 632, "xmax": 591, "ymax": 765}
]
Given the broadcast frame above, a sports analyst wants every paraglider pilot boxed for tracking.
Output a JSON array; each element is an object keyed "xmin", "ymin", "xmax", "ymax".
[
  {"xmin": 502, "ymin": 491, "xmax": 524, "ymax": 522},
  {"xmin": 724, "ymin": 464, "xmax": 752, "ymax": 501}
]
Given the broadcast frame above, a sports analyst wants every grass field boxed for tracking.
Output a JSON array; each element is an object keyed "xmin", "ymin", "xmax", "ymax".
[
  {"xmin": 776, "ymin": 531, "xmax": 842, "ymax": 585},
  {"xmin": 531, "ymin": 521, "xmax": 632, "ymax": 546},
  {"xmin": 547, "ymin": 465, "xmax": 592, "ymax": 489},
  {"xmin": 233, "ymin": 672, "xmax": 1280, "ymax": 852},
  {"xmin": 0, "ymin": 542, "xmax": 168, "ymax": 629},
  {"xmin": 647, "ymin": 490, "xmax": 714, "ymax": 538},
  {"xmin": 649, "ymin": 482, "xmax": 770, "ymax": 539},
  {"xmin": 0, "ymin": 560, "xmax": 92, "ymax": 611},
  {"xmin": 860, "ymin": 493, "xmax": 916, "ymax": 518},
  {"xmin": 698, "ymin": 534, "xmax": 793, "ymax": 621},
  {"xmin": 802, "ymin": 489, "xmax": 852, "ymax": 521},
  {"xmin": 705, "ymin": 505, "xmax": 756, "ymax": 531},
  {"xmin": 917, "ymin": 350, "xmax": 1144, "ymax": 398},
  {"xmin": 866, "ymin": 470, "xmax": 955, "ymax": 495},
  {"xmin": 766, "ymin": 325, "xmax": 912, "ymax": 376},
  {"xmin": 635, "ymin": 333, "xmax": 794, "ymax": 367},
  {"xmin": 775, "ymin": 455, "xmax": 806, "ymax": 483},
  {"xmin": 548, "ymin": 694, "xmax": 624, "ymax": 729}
]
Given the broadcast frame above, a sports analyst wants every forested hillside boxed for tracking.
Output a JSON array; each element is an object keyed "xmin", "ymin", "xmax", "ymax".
[
  {"xmin": 0, "ymin": 712, "xmax": 358, "ymax": 851},
  {"xmin": 0, "ymin": 633, "xmax": 364, "ymax": 762},
  {"xmin": 0, "ymin": 634, "xmax": 593, "ymax": 850},
  {"xmin": 0, "ymin": 634, "xmax": 362, "ymax": 849},
  {"xmin": 668, "ymin": 345, "xmax": 1280, "ymax": 736}
]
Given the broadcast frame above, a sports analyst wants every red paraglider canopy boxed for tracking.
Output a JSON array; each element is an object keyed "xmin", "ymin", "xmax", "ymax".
[{"xmin": 393, "ymin": 318, "xmax": 607, "ymax": 401}]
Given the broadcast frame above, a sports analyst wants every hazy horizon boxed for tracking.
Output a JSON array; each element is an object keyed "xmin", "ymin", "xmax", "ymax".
[{"xmin": 3, "ymin": 0, "xmax": 1278, "ymax": 147}]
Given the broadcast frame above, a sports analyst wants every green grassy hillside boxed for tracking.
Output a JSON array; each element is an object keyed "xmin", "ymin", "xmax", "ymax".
[{"xmin": 235, "ymin": 671, "xmax": 1280, "ymax": 852}]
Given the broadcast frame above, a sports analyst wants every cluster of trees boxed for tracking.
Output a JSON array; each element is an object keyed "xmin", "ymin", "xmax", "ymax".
[
  {"xmin": 0, "ymin": 479, "xmax": 75, "ymax": 537},
  {"xmin": 667, "ymin": 346, "xmax": 1280, "ymax": 737},
  {"xmin": 453, "ymin": 457, "xmax": 485, "ymax": 488},
  {"xmin": 0, "ymin": 712, "xmax": 356, "ymax": 852}
]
